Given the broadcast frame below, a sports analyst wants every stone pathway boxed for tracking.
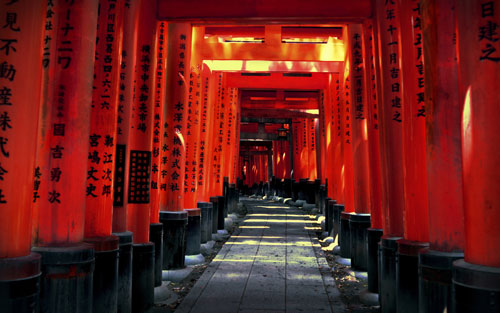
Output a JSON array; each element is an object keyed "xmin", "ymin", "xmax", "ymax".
[{"xmin": 175, "ymin": 198, "xmax": 345, "ymax": 313}]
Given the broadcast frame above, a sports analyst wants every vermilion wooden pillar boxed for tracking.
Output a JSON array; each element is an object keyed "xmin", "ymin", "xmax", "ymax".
[
  {"xmin": 340, "ymin": 64, "xmax": 354, "ymax": 214},
  {"xmin": 332, "ymin": 75, "xmax": 344, "ymax": 204},
  {"xmin": 125, "ymin": 0, "xmax": 156, "ymax": 244},
  {"xmin": 31, "ymin": 1, "xmax": 99, "ymax": 312},
  {"xmin": 307, "ymin": 118, "xmax": 317, "ymax": 181},
  {"xmin": 196, "ymin": 64, "xmax": 214, "ymax": 202},
  {"xmin": 339, "ymin": 49, "xmax": 356, "ymax": 260},
  {"xmin": 0, "ymin": 1, "xmax": 45, "ymax": 310},
  {"xmin": 149, "ymin": 20, "xmax": 167, "ymax": 288},
  {"xmin": 232, "ymin": 90, "xmax": 241, "ymax": 185},
  {"xmin": 395, "ymin": 2, "xmax": 431, "ymax": 311},
  {"xmin": 292, "ymin": 119, "xmax": 301, "ymax": 181},
  {"xmin": 298, "ymin": 118, "xmax": 309, "ymax": 180},
  {"xmin": 161, "ymin": 23, "xmax": 192, "ymax": 212},
  {"xmin": 183, "ymin": 66, "xmax": 202, "ymax": 209},
  {"xmin": 347, "ymin": 24, "xmax": 370, "ymax": 215},
  {"xmin": 363, "ymin": 19, "xmax": 384, "ymax": 235},
  {"xmin": 375, "ymin": 0, "xmax": 406, "ymax": 311},
  {"xmin": 453, "ymin": 1, "xmax": 500, "ymax": 311},
  {"xmin": 419, "ymin": 0, "xmax": 466, "ymax": 312},
  {"xmin": 209, "ymin": 72, "xmax": 224, "ymax": 196},
  {"xmin": 362, "ymin": 18, "xmax": 385, "ymax": 299},
  {"xmin": 84, "ymin": 1, "xmax": 124, "ymax": 311},
  {"xmin": 112, "ymin": 2, "xmax": 138, "ymax": 311},
  {"xmin": 151, "ymin": 21, "xmax": 167, "ymax": 227},
  {"xmin": 346, "ymin": 24, "xmax": 372, "ymax": 272},
  {"xmin": 318, "ymin": 91, "xmax": 327, "ymax": 185},
  {"xmin": 160, "ymin": 22, "xmax": 192, "ymax": 270},
  {"xmin": 126, "ymin": 1, "xmax": 157, "ymax": 311}
]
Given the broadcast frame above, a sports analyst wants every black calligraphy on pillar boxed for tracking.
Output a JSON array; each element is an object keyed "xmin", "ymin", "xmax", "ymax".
[
  {"xmin": 352, "ymin": 32, "xmax": 365, "ymax": 120},
  {"xmin": 198, "ymin": 75, "xmax": 209, "ymax": 187},
  {"xmin": 479, "ymin": 1, "xmax": 500, "ymax": 62},
  {"xmin": 113, "ymin": 144, "xmax": 126, "ymax": 206},
  {"xmin": 42, "ymin": 0, "xmax": 55, "ymax": 68},
  {"xmin": 0, "ymin": 1, "xmax": 22, "ymax": 204},
  {"xmin": 152, "ymin": 22, "xmax": 166, "ymax": 192},
  {"xmin": 412, "ymin": 0, "xmax": 425, "ymax": 117},
  {"xmin": 137, "ymin": 44, "xmax": 151, "ymax": 133},
  {"xmin": 344, "ymin": 77, "xmax": 351, "ymax": 144},
  {"xmin": 128, "ymin": 150, "xmax": 151, "ymax": 203},
  {"xmin": 384, "ymin": 0, "xmax": 403, "ymax": 123},
  {"xmin": 367, "ymin": 24, "xmax": 379, "ymax": 130}
]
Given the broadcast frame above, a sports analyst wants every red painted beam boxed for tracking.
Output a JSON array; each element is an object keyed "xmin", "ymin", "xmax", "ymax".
[{"xmin": 157, "ymin": 0, "xmax": 372, "ymax": 20}]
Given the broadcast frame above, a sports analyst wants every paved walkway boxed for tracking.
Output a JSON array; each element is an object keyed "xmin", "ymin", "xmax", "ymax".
[{"xmin": 175, "ymin": 198, "xmax": 345, "ymax": 313}]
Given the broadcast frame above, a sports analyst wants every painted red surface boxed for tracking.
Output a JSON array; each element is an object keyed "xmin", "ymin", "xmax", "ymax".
[
  {"xmin": 85, "ymin": 0, "xmax": 124, "ymax": 238},
  {"xmin": 126, "ymin": 0, "xmax": 157, "ymax": 243},
  {"xmin": 0, "ymin": 0, "xmax": 45, "ymax": 257},
  {"xmin": 423, "ymin": 0, "xmax": 464, "ymax": 252},
  {"xmin": 400, "ymin": 0, "xmax": 429, "ymax": 243},
  {"xmin": 458, "ymin": 0, "xmax": 500, "ymax": 267}
]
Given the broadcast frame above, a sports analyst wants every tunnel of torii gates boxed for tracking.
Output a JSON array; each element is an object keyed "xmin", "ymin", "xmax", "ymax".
[{"xmin": 0, "ymin": 0, "xmax": 499, "ymax": 313}]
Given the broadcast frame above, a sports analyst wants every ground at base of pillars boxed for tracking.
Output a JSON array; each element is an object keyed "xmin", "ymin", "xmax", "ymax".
[{"xmin": 151, "ymin": 197, "xmax": 379, "ymax": 313}]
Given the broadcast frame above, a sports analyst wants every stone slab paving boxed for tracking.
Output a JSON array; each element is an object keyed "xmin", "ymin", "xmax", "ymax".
[{"xmin": 175, "ymin": 198, "xmax": 345, "ymax": 313}]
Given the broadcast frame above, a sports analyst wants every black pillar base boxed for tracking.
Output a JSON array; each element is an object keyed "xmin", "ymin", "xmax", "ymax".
[
  {"xmin": 340, "ymin": 212, "xmax": 353, "ymax": 258},
  {"xmin": 333, "ymin": 203, "xmax": 344, "ymax": 241},
  {"xmin": 131, "ymin": 243, "xmax": 154, "ymax": 313},
  {"xmin": 33, "ymin": 243, "xmax": 94, "ymax": 313},
  {"xmin": 198, "ymin": 202, "xmax": 212, "ymax": 244},
  {"xmin": 0, "ymin": 252, "xmax": 41, "ymax": 313},
  {"xmin": 217, "ymin": 196, "xmax": 225, "ymax": 230},
  {"xmin": 85, "ymin": 236, "xmax": 119, "ymax": 313},
  {"xmin": 209, "ymin": 197, "xmax": 219, "ymax": 235},
  {"xmin": 283, "ymin": 178, "xmax": 292, "ymax": 198},
  {"xmin": 418, "ymin": 249, "xmax": 463, "ymax": 313},
  {"xmin": 350, "ymin": 213, "xmax": 371, "ymax": 271},
  {"xmin": 185, "ymin": 209, "xmax": 201, "ymax": 256},
  {"xmin": 159, "ymin": 211, "xmax": 188, "ymax": 270},
  {"xmin": 367, "ymin": 228, "xmax": 383, "ymax": 293},
  {"xmin": 379, "ymin": 236, "xmax": 402, "ymax": 313},
  {"xmin": 452, "ymin": 259, "xmax": 500, "ymax": 313},
  {"xmin": 395, "ymin": 239, "xmax": 428, "ymax": 313},
  {"xmin": 113, "ymin": 231, "xmax": 133, "ymax": 313},
  {"xmin": 149, "ymin": 223, "xmax": 163, "ymax": 287},
  {"xmin": 325, "ymin": 198, "xmax": 334, "ymax": 235}
]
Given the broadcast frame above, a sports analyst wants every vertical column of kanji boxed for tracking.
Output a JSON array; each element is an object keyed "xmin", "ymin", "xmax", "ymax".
[
  {"xmin": 318, "ymin": 90, "xmax": 327, "ymax": 184},
  {"xmin": 196, "ymin": 64, "xmax": 213, "ymax": 202},
  {"xmin": 374, "ymin": 1, "xmax": 406, "ymax": 311},
  {"xmin": 453, "ymin": 1, "xmax": 500, "ymax": 311},
  {"xmin": 84, "ymin": 1, "xmax": 124, "ymax": 312},
  {"xmin": 111, "ymin": 2, "xmax": 137, "ymax": 312},
  {"xmin": 332, "ymin": 74, "xmax": 344, "ymax": 204},
  {"xmin": 149, "ymin": 21, "xmax": 167, "ymax": 288},
  {"xmin": 31, "ymin": 1, "xmax": 99, "ymax": 312},
  {"xmin": 339, "ymin": 51, "xmax": 355, "ymax": 260},
  {"xmin": 0, "ymin": 1, "xmax": 45, "ymax": 311},
  {"xmin": 298, "ymin": 119, "xmax": 308, "ymax": 180},
  {"xmin": 231, "ymin": 89, "xmax": 241, "ymax": 185},
  {"xmin": 347, "ymin": 24, "xmax": 372, "ymax": 272},
  {"xmin": 210, "ymin": 72, "xmax": 224, "ymax": 197},
  {"xmin": 183, "ymin": 61, "xmax": 204, "ymax": 262},
  {"xmin": 228, "ymin": 88, "xmax": 238, "ymax": 184},
  {"xmin": 126, "ymin": 1, "xmax": 157, "ymax": 311},
  {"xmin": 418, "ymin": 1, "xmax": 466, "ymax": 311},
  {"xmin": 307, "ymin": 118, "xmax": 317, "ymax": 181},
  {"xmin": 362, "ymin": 19, "xmax": 384, "ymax": 299},
  {"xmin": 159, "ymin": 22, "xmax": 191, "ymax": 271},
  {"xmin": 395, "ymin": 2, "xmax": 430, "ymax": 312},
  {"xmin": 183, "ymin": 61, "xmax": 201, "ymax": 209}
]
